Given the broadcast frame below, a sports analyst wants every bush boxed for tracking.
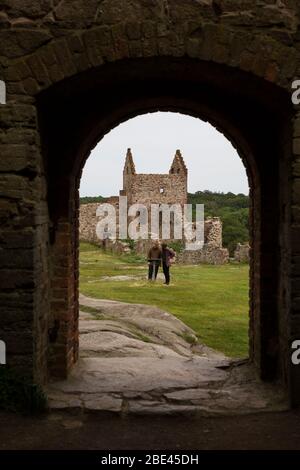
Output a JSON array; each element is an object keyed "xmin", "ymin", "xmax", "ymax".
[
  {"xmin": 188, "ymin": 191, "xmax": 249, "ymax": 256},
  {"xmin": 168, "ymin": 240, "xmax": 184, "ymax": 254},
  {"xmin": 121, "ymin": 238, "xmax": 136, "ymax": 251}
]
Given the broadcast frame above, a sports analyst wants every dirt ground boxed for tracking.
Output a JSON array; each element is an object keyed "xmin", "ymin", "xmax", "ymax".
[{"xmin": 0, "ymin": 409, "xmax": 300, "ymax": 451}]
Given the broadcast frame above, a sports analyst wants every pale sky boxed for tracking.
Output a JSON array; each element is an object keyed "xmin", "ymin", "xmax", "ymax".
[{"xmin": 80, "ymin": 112, "xmax": 249, "ymax": 197}]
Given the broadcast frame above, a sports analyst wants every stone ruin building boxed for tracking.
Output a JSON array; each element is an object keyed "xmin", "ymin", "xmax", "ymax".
[
  {"xmin": 121, "ymin": 147, "xmax": 187, "ymax": 207},
  {"xmin": 79, "ymin": 149, "xmax": 229, "ymax": 264}
]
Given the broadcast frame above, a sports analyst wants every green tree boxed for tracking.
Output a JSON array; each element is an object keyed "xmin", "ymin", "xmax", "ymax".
[{"xmin": 187, "ymin": 191, "xmax": 249, "ymax": 255}]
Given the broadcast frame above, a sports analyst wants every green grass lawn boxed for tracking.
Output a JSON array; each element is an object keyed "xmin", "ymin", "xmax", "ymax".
[{"xmin": 79, "ymin": 242, "xmax": 249, "ymax": 358}]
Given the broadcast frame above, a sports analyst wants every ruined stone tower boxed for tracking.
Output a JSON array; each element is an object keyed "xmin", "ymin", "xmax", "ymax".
[{"xmin": 121, "ymin": 148, "xmax": 187, "ymax": 207}]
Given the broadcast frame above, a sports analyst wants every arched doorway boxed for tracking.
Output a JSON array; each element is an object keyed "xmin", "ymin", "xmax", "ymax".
[
  {"xmin": 1, "ymin": 0, "xmax": 298, "ymax": 407},
  {"xmin": 79, "ymin": 111, "xmax": 250, "ymax": 360},
  {"xmin": 37, "ymin": 56, "xmax": 291, "ymax": 395}
]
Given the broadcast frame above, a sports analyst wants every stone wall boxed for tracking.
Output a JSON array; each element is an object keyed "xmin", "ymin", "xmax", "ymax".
[
  {"xmin": 0, "ymin": 0, "xmax": 298, "ymax": 402},
  {"xmin": 234, "ymin": 243, "xmax": 250, "ymax": 263},
  {"xmin": 177, "ymin": 246, "xmax": 229, "ymax": 265},
  {"xmin": 129, "ymin": 173, "xmax": 187, "ymax": 206},
  {"xmin": 78, "ymin": 202, "xmax": 99, "ymax": 244},
  {"xmin": 79, "ymin": 202, "xmax": 228, "ymax": 264}
]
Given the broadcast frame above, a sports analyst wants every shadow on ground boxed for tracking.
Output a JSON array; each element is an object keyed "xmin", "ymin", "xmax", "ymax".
[{"xmin": 1, "ymin": 410, "xmax": 300, "ymax": 450}]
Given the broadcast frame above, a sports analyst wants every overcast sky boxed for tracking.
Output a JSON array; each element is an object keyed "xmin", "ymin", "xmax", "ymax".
[{"xmin": 80, "ymin": 112, "xmax": 249, "ymax": 197}]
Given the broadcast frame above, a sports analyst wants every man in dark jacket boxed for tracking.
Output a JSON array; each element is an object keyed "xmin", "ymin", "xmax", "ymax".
[{"xmin": 147, "ymin": 240, "xmax": 162, "ymax": 281}]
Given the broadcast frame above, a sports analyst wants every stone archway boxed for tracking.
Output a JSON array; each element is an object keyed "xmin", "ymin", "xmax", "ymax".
[
  {"xmin": 0, "ymin": 0, "xmax": 299, "ymax": 406},
  {"xmin": 37, "ymin": 55, "xmax": 290, "ymax": 384}
]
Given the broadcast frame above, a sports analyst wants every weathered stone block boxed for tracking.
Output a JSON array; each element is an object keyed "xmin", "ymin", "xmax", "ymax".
[
  {"xmin": 142, "ymin": 21, "xmax": 157, "ymax": 39},
  {"xmin": 293, "ymin": 138, "xmax": 300, "ymax": 155},
  {"xmin": 0, "ymin": 174, "xmax": 33, "ymax": 199},
  {"xmin": 0, "ymin": 248, "xmax": 34, "ymax": 269},
  {"xmin": 0, "ymin": 269, "xmax": 34, "ymax": 289},
  {"xmin": 0, "ymin": 103, "xmax": 37, "ymax": 128},
  {"xmin": 0, "ymin": 30, "xmax": 52, "ymax": 58},
  {"xmin": 186, "ymin": 38, "xmax": 201, "ymax": 58},
  {"xmin": 1, "ymin": 0, "xmax": 52, "ymax": 19},
  {"xmin": 292, "ymin": 256, "xmax": 300, "ymax": 277},
  {"xmin": 292, "ymin": 158, "xmax": 300, "ymax": 177},
  {"xmin": 294, "ymin": 117, "xmax": 300, "ymax": 138},
  {"xmin": 22, "ymin": 77, "xmax": 40, "ymax": 95},
  {"xmin": 126, "ymin": 21, "xmax": 142, "ymax": 40},
  {"xmin": 129, "ymin": 40, "xmax": 143, "ymax": 58},
  {"xmin": 111, "ymin": 23, "xmax": 129, "ymax": 60},
  {"xmin": 48, "ymin": 63, "xmax": 65, "ymax": 84},
  {"xmin": 83, "ymin": 26, "xmax": 112, "ymax": 48},
  {"xmin": 52, "ymin": 39, "xmax": 77, "ymax": 78},
  {"xmin": 291, "ymin": 226, "xmax": 300, "ymax": 253},
  {"xmin": 291, "ymin": 205, "xmax": 300, "ymax": 224},
  {"xmin": 142, "ymin": 38, "xmax": 158, "ymax": 57},
  {"xmin": 67, "ymin": 34, "xmax": 85, "ymax": 55},
  {"xmin": 292, "ymin": 179, "xmax": 300, "ymax": 204},
  {"xmin": 26, "ymin": 55, "xmax": 51, "ymax": 88},
  {"xmin": 0, "ymin": 143, "xmax": 38, "ymax": 172},
  {"xmin": 54, "ymin": 0, "xmax": 100, "ymax": 23},
  {"xmin": 0, "ymin": 229, "xmax": 35, "ymax": 249}
]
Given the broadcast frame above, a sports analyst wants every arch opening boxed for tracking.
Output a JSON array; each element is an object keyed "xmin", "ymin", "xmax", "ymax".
[
  {"xmin": 37, "ymin": 56, "xmax": 292, "ymax": 410},
  {"xmin": 79, "ymin": 111, "xmax": 250, "ymax": 358}
]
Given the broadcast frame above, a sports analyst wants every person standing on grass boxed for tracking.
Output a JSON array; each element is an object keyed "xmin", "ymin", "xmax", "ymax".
[
  {"xmin": 147, "ymin": 240, "xmax": 162, "ymax": 281},
  {"xmin": 161, "ymin": 242, "xmax": 176, "ymax": 285}
]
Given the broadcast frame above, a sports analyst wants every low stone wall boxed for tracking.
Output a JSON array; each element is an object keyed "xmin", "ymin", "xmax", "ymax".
[
  {"xmin": 234, "ymin": 243, "xmax": 250, "ymax": 263},
  {"xmin": 177, "ymin": 246, "xmax": 229, "ymax": 265}
]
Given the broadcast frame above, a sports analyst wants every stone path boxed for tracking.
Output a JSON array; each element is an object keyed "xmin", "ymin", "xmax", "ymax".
[{"xmin": 47, "ymin": 295, "xmax": 288, "ymax": 415}]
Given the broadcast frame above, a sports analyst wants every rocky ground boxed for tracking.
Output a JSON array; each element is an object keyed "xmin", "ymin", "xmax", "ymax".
[{"xmin": 47, "ymin": 295, "xmax": 287, "ymax": 416}]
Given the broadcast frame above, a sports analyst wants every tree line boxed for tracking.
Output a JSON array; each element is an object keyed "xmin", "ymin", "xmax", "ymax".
[{"xmin": 188, "ymin": 190, "xmax": 249, "ymax": 255}]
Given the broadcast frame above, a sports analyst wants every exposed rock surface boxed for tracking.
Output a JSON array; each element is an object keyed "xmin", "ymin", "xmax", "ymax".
[{"xmin": 47, "ymin": 295, "xmax": 287, "ymax": 415}]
